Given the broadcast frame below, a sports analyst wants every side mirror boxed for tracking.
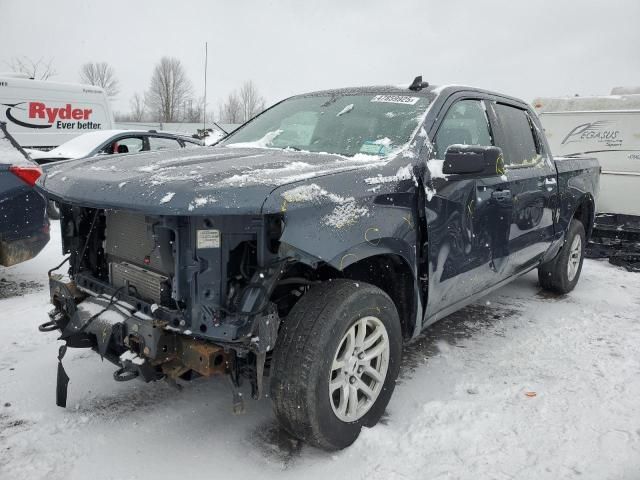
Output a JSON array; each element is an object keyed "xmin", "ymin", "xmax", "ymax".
[{"xmin": 442, "ymin": 145, "xmax": 505, "ymax": 177}]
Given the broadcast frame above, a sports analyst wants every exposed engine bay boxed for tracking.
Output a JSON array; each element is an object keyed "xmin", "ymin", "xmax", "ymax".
[{"xmin": 44, "ymin": 205, "xmax": 308, "ymax": 410}]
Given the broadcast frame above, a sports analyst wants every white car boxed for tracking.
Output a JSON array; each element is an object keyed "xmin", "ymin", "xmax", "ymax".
[
  {"xmin": 26, "ymin": 129, "xmax": 203, "ymax": 164},
  {"xmin": 30, "ymin": 129, "xmax": 204, "ymax": 219}
]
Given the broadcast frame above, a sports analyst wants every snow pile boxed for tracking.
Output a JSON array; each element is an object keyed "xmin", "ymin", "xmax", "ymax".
[
  {"xmin": 427, "ymin": 159, "xmax": 447, "ymax": 179},
  {"xmin": 188, "ymin": 195, "xmax": 217, "ymax": 211},
  {"xmin": 336, "ymin": 104, "xmax": 354, "ymax": 117},
  {"xmin": 281, "ymin": 183, "xmax": 348, "ymax": 204},
  {"xmin": 323, "ymin": 201, "xmax": 369, "ymax": 229},
  {"xmin": 365, "ymin": 164, "xmax": 416, "ymax": 185},
  {"xmin": 281, "ymin": 183, "xmax": 369, "ymax": 228},
  {"xmin": 159, "ymin": 192, "xmax": 175, "ymax": 204},
  {"xmin": 225, "ymin": 129, "xmax": 283, "ymax": 149},
  {"xmin": 203, "ymin": 130, "xmax": 226, "ymax": 146}
]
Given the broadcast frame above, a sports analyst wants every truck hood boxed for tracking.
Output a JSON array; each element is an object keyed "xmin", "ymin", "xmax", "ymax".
[{"xmin": 37, "ymin": 146, "xmax": 388, "ymax": 215}]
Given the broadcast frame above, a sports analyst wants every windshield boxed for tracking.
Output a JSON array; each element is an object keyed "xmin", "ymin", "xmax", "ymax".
[{"xmin": 220, "ymin": 93, "xmax": 432, "ymax": 157}]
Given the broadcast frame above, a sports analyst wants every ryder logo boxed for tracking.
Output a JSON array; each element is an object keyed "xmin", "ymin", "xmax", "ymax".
[
  {"xmin": 561, "ymin": 120, "xmax": 622, "ymax": 147},
  {"xmin": 2, "ymin": 101, "xmax": 102, "ymax": 130}
]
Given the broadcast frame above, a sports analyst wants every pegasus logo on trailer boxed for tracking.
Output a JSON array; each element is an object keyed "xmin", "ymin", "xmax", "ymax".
[
  {"xmin": 1, "ymin": 101, "xmax": 100, "ymax": 130},
  {"xmin": 561, "ymin": 121, "xmax": 621, "ymax": 146}
]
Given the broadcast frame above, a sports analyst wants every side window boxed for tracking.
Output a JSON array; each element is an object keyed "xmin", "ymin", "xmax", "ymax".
[
  {"xmin": 106, "ymin": 137, "xmax": 144, "ymax": 154},
  {"xmin": 494, "ymin": 104, "xmax": 540, "ymax": 166},
  {"xmin": 149, "ymin": 136, "xmax": 182, "ymax": 151},
  {"xmin": 434, "ymin": 99, "xmax": 493, "ymax": 158}
]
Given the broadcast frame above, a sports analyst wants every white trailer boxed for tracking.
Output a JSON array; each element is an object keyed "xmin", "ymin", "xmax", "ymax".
[
  {"xmin": 0, "ymin": 73, "xmax": 114, "ymax": 149},
  {"xmin": 533, "ymin": 91, "xmax": 640, "ymax": 265}
]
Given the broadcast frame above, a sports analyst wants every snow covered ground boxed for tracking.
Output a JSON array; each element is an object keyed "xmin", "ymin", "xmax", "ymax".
[{"xmin": 1, "ymin": 222, "xmax": 639, "ymax": 480}]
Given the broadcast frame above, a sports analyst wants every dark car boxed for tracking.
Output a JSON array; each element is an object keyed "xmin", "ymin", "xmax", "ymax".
[
  {"xmin": 0, "ymin": 122, "xmax": 49, "ymax": 267},
  {"xmin": 37, "ymin": 78, "xmax": 599, "ymax": 450}
]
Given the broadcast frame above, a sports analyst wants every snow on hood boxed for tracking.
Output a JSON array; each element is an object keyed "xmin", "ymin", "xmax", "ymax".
[{"xmin": 37, "ymin": 145, "xmax": 392, "ymax": 215}]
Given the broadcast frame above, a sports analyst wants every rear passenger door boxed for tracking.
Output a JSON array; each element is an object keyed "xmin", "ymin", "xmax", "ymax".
[
  {"xmin": 490, "ymin": 102, "xmax": 557, "ymax": 274},
  {"xmin": 425, "ymin": 97, "xmax": 513, "ymax": 316}
]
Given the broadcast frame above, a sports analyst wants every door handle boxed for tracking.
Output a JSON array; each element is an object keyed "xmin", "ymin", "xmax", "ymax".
[{"xmin": 491, "ymin": 189, "xmax": 512, "ymax": 201}]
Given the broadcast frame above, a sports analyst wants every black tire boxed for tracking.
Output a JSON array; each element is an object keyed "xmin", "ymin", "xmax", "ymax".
[
  {"xmin": 538, "ymin": 219, "xmax": 586, "ymax": 294},
  {"xmin": 270, "ymin": 279, "xmax": 402, "ymax": 450},
  {"xmin": 47, "ymin": 200, "xmax": 61, "ymax": 220}
]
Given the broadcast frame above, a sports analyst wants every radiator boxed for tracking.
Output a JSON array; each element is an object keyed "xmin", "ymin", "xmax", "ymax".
[
  {"xmin": 104, "ymin": 211, "xmax": 168, "ymax": 274},
  {"xmin": 110, "ymin": 261, "xmax": 171, "ymax": 305}
]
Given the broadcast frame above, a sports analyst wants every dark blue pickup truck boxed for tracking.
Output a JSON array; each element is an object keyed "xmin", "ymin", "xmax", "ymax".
[
  {"xmin": 0, "ymin": 122, "xmax": 49, "ymax": 267},
  {"xmin": 38, "ymin": 79, "xmax": 599, "ymax": 450}
]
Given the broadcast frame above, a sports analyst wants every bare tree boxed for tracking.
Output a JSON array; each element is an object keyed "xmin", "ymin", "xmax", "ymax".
[
  {"xmin": 218, "ymin": 92, "xmax": 243, "ymax": 124},
  {"xmin": 239, "ymin": 80, "xmax": 266, "ymax": 122},
  {"xmin": 183, "ymin": 97, "xmax": 203, "ymax": 123},
  {"xmin": 6, "ymin": 56, "xmax": 57, "ymax": 80},
  {"xmin": 79, "ymin": 62, "xmax": 120, "ymax": 97},
  {"xmin": 129, "ymin": 93, "xmax": 146, "ymax": 121},
  {"xmin": 145, "ymin": 57, "xmax": 193, "ymax": 122}
]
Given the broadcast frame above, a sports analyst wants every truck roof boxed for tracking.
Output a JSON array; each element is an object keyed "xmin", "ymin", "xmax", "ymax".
[{"xmin": 296, "ymin": 84, "xmax": 528, "ymax": 107}]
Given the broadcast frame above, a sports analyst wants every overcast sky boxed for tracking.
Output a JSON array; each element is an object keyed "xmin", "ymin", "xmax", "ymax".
[{"xmin": 1, "ymin": 0, "xmax": 639, "ymax": 115}]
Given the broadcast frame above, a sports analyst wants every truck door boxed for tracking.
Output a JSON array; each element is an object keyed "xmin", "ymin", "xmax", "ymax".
[
  {"xmin": 489, "ymin": 102, "xmax": 557, "ymax": 274},
  {"xmin": 424, "ymin": 98, "xmax": 513, "ymax": 317}
]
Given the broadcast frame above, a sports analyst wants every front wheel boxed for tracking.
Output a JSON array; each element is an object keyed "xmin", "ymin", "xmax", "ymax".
[
  {"xmin": 270, "ymin": 279, "xmax": 402, "ymax": 450},
  {"xmin": 538, "ymin": 218, "xmax": 586, "ymax": 294}
]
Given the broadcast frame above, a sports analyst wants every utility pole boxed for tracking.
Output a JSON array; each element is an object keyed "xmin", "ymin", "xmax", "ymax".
[{"xmin": 203, "ymin": 42, "xmax": 208, "ymax": 130}]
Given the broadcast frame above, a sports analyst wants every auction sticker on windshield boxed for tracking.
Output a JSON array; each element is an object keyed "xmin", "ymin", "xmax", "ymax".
[
  {"xmin": 371, "ymin": 95, "xmax": 420, "ymax": 105},
  {"xmin": 197, "ymin": 229, "xmax": 220, "ymax": 249}
]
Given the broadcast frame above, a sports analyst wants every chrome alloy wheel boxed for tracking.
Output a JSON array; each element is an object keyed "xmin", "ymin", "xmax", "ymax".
[
  {"xmin": 329, "ymin": 315, "xmax": 390, "ymax": 422},
  {"xmin": 567, "ymin": 234, "xmax": 582, "ymax": 282}
]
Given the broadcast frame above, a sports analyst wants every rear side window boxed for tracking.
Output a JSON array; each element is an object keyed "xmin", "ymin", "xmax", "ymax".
[
  {"xmin": 149, "ymin": 136, "xmax": 182, "ymax": 151},
  {"xmin": 434, "ymin": 99, "xmax": 493, "ymax": 158},
  {"xmin": 494, "ymin": 104, "xmax": 540, "ymax": 166}
]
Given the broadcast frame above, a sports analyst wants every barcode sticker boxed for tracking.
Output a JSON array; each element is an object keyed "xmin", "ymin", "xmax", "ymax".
[{"xmin": 197, "ymin": 229, "xmax": 220, "ymax": 249}]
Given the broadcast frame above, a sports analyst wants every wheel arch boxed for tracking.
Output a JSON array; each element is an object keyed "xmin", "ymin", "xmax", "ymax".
[{"xmin": 572, "ymin": 193, "xmax": 596, "ymax": 239}]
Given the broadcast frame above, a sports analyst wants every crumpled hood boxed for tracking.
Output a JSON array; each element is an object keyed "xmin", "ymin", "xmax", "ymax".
[{"xmin": 37, "ymin": 146, "xmax": 389, "ymax": 215}]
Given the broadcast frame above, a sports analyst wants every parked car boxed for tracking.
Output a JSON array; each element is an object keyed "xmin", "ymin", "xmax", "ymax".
[
  {"xmin": 27, "ymin": 129, "xmax": 203, "ymax": 219},
  {"xmin": 0, "ymin": 122, "xmax": 48, "ymax": 267},
  {"xmin": 37, "ymin": 78, "xmax": 599, "ymax": 450},
  {"xmin": 26, "ymin": 129, "xmax": 204, "ymax": 164},
  {"xmin": 0, "ymin": 73, "xmax": 114, "ymax": 149},
  {"xmin": 533, "ymin": 92, "xmax": 639, "ymax": 268}
]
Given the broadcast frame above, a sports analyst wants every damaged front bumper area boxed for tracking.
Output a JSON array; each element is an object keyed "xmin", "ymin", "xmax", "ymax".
[
  {"xmin": 44, "ymin": 270, "xmax": 281, "ymax": 409},
  {"xmin": 41, "ymin": 207, "xmax": 287, "ymax": 409},
  {"xmin": 46, "ymin": 274, "xmax": 230, "ymax": 382}
]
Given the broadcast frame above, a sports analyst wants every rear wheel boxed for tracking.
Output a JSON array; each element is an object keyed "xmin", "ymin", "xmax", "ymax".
[
  {"xmin": 538, "ymin": 219, "xmax": 586, "ymax": 294},
  {"xmin": 270, "ymin": 279, "xmax": 402, "ymax": 450}
]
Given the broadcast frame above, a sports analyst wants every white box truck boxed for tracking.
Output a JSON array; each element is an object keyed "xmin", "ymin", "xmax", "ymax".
[
  {"xmin": 533, "ymin": 91, "xmax": 640, "ymax": 267},
  {"xmin": 0, "ymin": 73, "xmax": 114, "ymax": 150}
]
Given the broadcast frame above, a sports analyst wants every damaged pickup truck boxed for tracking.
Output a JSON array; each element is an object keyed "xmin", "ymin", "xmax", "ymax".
[{"xmin": 37, "ymin": 77, "xmax": 599, "ymax": 450}]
